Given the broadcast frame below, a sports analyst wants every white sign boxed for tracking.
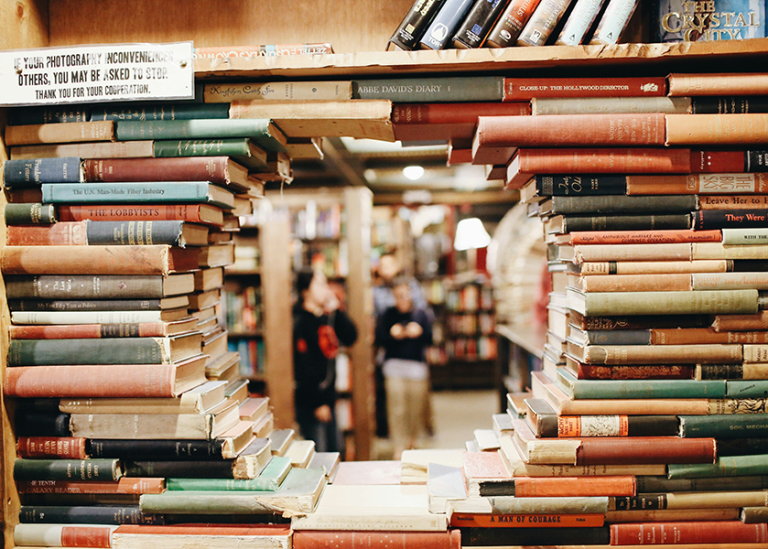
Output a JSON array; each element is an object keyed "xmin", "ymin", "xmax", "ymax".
[{"xmin": 0, "ymin": 42, "xmax": 194, "ymax": 106}]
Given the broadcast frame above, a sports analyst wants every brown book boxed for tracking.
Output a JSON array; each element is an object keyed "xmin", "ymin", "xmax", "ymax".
[
  {"xmin": 699, "ymin": 195, "xmax": 768, "ymax": 210},
  {"xmin": 668, "ymin": 72, "xmax": 768, "ymax": 96},
  {"xmin": 610, "ymin": 520, "xmax": 767, "ymax": 545},
  {"xmin": 198, "ymin": 244, "xmax": 235, "ymax": 268},
  {"xmin": 447, "ymin": 138, "xmax": 473, "ymax": 165},
  {"xmin": 473, "ymin": 113, "xmax": 667, "ymax": 162},
  {"xmin": 578, "ymin": 260, "xmax": 730, "ymax": 276},
  {"xmin": 10, "ymin": 140, "xmax": 155, "ymax": 160},
  {"xmin": 626, "ymin": 173, "xmax": 768, "ymax": 195},
  {"xmin": 569, "ymin": 362, "xmax": 696, "ymax": 381},
  {"xmin": 667, "ymin": 113, "xmax": 768, "ymax": 146},
  {"xmin": 16, "ymin": 477, "xmax": 165, "ymax": 495},
  {"xmin": 654, "ymin": 327, "xmax": 768, "ymax": 346},
  {"xmin": 513, "ymin": 475, "xmax": 636, "ymax": 497},
  {"xmin": 83, "ymin": 157, "xmax": 250, "ymax": 193},
  {"xmin": 9, "ymin": 318, "xmax": 198, "ymax": 339},
  {"xmin": 566, "ymin": 340, "xmax": 742, "ymax": 365},
  {"xmin": 193, "ymin": 267, "xmax": 224, "ymax": 292},
  {"xmin": 57, "ymin": 204, "xmax": 225, "ymax": 227},
  {"xmin": 1, "ymin": 245, "xmax": 200, "ymax": 275},
  {"xmin": 188, "ymin": 288, "xmax": 221, "ymax": 311},
  {"xmin": 5, "ymin": 121, "xmax": 115, "ymax": 146},
  {"xmin": 561, "ymin": 229, "xmax": 721, "ymax": 245},
  {"xmin": 571, "ymin": 242, "xmax": 693, "ymax": 263},
  {"xmin": 605, "ymin": 508, "xmax": 740, "ymax": 523},
  {"xmin": 696, "ymin": 363, "xmax": 768, "ymax": 380},
  {"xmin": 3, "ymin": 354, "xmax": 207, "ymax": 398},
  {"xmin": 285, "ymin": 137, "xmax": 323, "ymax": 160},
  {"xmin": 713, "ymin": 311, "xmax": 768, "ymax": 332},
  {"xmin": 17, "ymin": 437, "xmax": 88, "ymax": 459},
  {"xmin": 574, "ymin": 273, "xmax": 693, "ymax": 293},
  {"xmin": 392, "ymin": 102, "xmax": 530, "ymax": 141}
]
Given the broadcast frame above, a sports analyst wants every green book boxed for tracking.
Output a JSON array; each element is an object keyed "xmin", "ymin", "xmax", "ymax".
[
  {"xmin": 680, "ymin": 414, "xmax": 768, "ymax": 438},
  {"xmin": 668, "ymin": 454, "xmax": 768, "ymax": 479},
  {"xmin": 726, "ymin": 379, "xmax": 768, "ymax": 398},
  {"xmin": 567, "ymin": 288, "xmax": 759, "ymax": 316},
  {"xmin": 351, "ymin": 76, "xmax": 504, "ymax": 102},
  {"xmin": 91, "ymin": 102, "xmax": 230, "ymax": 121},
  {"xmin": 153, "ymin": 138, "xmax": 269, "ymax": 170},
  {"xmin": 4, "ymin": 204, "xmax": 57, "ymax": 225},
  {"xmin": 166, "ymin": 456, "xmax": 292, "ymax": 491},
  {"xmin": 14, "ymin": 459, "xmax": 122, "ymax": 481},
  {"xmin": 41, "ymin": 182, "xmax": 235, "ymax": 210},
  {"xmin": 115, "ymin": 119, "xmax": 287, "ymax": 152},
  {"xmin": 556, "ymin": 368, "xmax": 727, "ymax": 399}
]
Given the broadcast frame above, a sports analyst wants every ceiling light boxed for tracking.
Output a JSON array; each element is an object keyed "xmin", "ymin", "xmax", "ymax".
[
  {"xmin": 454, "ymin": 217, "xmax": 492, "ymax": 251},
  {"xmin": 403, "ymin": 165, "xmax": 425, "ymax": 180}
]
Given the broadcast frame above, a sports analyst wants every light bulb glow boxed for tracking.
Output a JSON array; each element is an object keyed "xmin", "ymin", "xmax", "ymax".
[{"xmin": 402, "ymin": 165, "xmax": 425, "ymax": 180}]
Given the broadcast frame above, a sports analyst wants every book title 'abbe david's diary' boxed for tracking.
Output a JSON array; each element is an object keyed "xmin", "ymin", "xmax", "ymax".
[{"xmin": 652, "ymin": 0, "xmax": 767, "ymax": 42}]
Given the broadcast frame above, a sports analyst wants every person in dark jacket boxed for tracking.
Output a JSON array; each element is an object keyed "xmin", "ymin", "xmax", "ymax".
[
  {"xmin": 293, "ymin": 269, "xmax": 358, "ymax": 453},
  {"xmin": 375, "ymin": 277, "xmax": 433, "ymax": 459}
]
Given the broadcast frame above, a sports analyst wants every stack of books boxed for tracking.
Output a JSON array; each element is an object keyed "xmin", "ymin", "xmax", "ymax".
[
  {"xmin": 1, "ymin": 105, "xmax": 333, "ymax": 547},
  {"xmin": 465, "ymin": 71, "xmax": 768, "ymax": 546}
]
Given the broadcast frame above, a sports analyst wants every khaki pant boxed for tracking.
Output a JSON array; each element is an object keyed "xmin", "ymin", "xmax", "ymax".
[{"xmin": 385, "ymin": 375, "xmax": 430, "ymax": 459}]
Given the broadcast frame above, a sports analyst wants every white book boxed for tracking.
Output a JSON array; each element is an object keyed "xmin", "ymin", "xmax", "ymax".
[{"xmin": 400, "ymin": 448, "xmax": 464, "ymax": 485}]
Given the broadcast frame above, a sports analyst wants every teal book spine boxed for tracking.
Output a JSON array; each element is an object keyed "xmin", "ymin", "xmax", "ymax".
[
  {"xmin": 8, "ymin": 338, "xmax": 165, "ymax": 366},
  {"xmin": 667, "ymin": 454, "xmax": 768, "ymax": 479},
  {"xmin": 91, "ymin": 102, "xmax": 230, "ymax": 121},
  {"xmin": 727, "ymin": 379, "xmax": 768, "ymax": 398},
  {"xmin": 41, "ymin": 182, "xmax": 225, "ymax": 208},
  {"xmin": 115, "ymin": 119, "xmax": 286, "ymax": 152},
  {"xmin": 153, "ymin": 139, "xmax": 251, "ymax": 157},
  {"xmin": 556, "ymin": 368, "xmax": 726, "ymax": 399},
  {"xmin": 14, "ymin": 459, "xmax": 122, "ymax": 481},
  {"xmin": 352, "ymin": 76, "xmax": 505, "ymax": 102},
  {"xmin": 680, "ymin": 414, "xmax": 768, "ymax": 438},
  {"xmin": 167, "ymin": 455, "xmax": 291, "ymax": 491}
]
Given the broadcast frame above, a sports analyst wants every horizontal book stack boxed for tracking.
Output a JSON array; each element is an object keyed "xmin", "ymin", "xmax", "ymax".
[{"xmin": 474, "ymin": 71, "xmax": 768, "ymax": 547}]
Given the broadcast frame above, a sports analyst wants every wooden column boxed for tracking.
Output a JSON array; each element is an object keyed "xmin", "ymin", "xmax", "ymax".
[{"xmin": 259, "ymin": 218, "xmax": 295, "ymax": 429}]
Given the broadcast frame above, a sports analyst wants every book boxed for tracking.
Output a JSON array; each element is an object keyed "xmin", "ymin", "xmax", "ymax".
[
  {"xmin": 635, "ymin": 474, "xmax": 768, "ymax": 493},
  {"xmin": 57, "ymin": 204, "xmax": 225, "ymax": 226},
  {"xmin": 14, "ymin": 458, "xmax": 122, "ymax": 481},
  {"xmin": 722, "ymin": 228, "xmax": 768, "ymax": 245},
  {"xmin": 123, "ymin": 458, "xmax": 259, "ymax": 480},
  {"xmin": 14, "ymin": 524, "xmax": 116, "ymax": 547},
  {"xmin": 10, "ymin": 309, "xmax": 191, "ymax": 325},
  {"xmin": 41, "ymin": 182, "xmax": 236, "ymax": 210},
  {"xmin": 532, "ymin": 96, "xmax": 692, "ymax": 115},
  {"xmin": 165, "ymin": 456, "xmax": 292, "ymax": 491},
  {"xmin": 387, "ymin": 0, "xmax": 447, "ymax": 51},
  {"xmin": 520, "ymin": 174, "xmax": 628, "ymax": 201},
  {"xmin": 17, "ymin": 437, "xmax": 88, "ymax": 459},
  {"xmin": 610, "ymin": 521, "xmax": 767, "ymax": 545},
  {"xmin": 10, "ymin": 141, "xmax": 156, "ymax": 160},
  {"xmin": 667, "ymin": 113, "xmax": 768, "ymax": 145},
  {"xmin": 90, "ymin": 101, "xmax": 231, "ymax": 121},
  {"xmin": 555, "ymin": 0, "xmax": 608, "ymax": 45},
  {"xmin": 418, "ymin": 0, "xmax": 477, "ymax": 49},
  {"xmin": 391, "ymin": 102, "xmax": 530, "ymax": 141},
  {"xmin": 152, "ymin": 138, "xmax": 269, "ymax": 171},
  {"xmin": 625, "ymin": 173, "xmax": 768, "ymax": 195},
  {"xmin": 193, "ymin": 43, "xmax": 333, "ymax": 57},
  {"xmin": 486, "ymin": 0, "xmax": 543, "ymax": 47},
  {"xmin": 460, "ymin": 525, "xmax": 610, "ymax": 545},
  {"xmin": 693, "ymin": 96, "xmax": 768, "ymax": 114},
  {"xmin": 653, "ymin": 2, "xmax": 767, "ymax": 42},
  {"xmin": 516, "ymin": 0, "xmax": 575, "ymax": 46},
  {"xmin": 5, "ymin": 203, "xmax": 58, "ymax": 225},
  {"xmin": 588, "ymin": 0, "xmax": 639, "ymax": 45},
  {"xmin": 697, "ymin": 363, "xmax": 768, "ymax": 379},
  {"xmin": 446, "ymin": 494, "xmax": 610, "ymax": 515},
  {"xmin": 694, "ymin": 209, "xmax": 768, "ymax": 229},
  {"xmin": 3, "ymin": 354, "xmax": 207, "ymax": 398},
  {"xmin": 546, "ymin": 214, "xmax": 693, "ymax": 233},
  {"xmin": 8, "ymin": 334, "xmax": 202, "ymax": 366},
  {"xmin": 486, "ymin": 475, "xmax": 637, "ymax": 497},
  {"xmin": 743, "ymin": 506, "xmax": 768, "ymax": 523},
  {"xmin": 352, "ymin": 76, "xmax": 504, "ymax": 103},
  {"xmin": 294, "ymin": 530, "xmax": 460, "ymax": 549},
  {"xmin": 504, "ymin": 77, "xmax": 667, "ymax": 101},
  {"xmin": 5, "ymin": 121, "xmax": 115, "ymax": 146},
  {"xmin": 112, "ymin": 524, "xmax": 292, "ymax": 549},
  {"xmin": 3, "ymin": 157, "xmax": 84, "ymax": 187},
  {"xmin": 115, "ymin": 119, "xmax": 287, "ymax": 153},
  {"xmin": 556, "ymin": 367, "xmax": 729, "ymax": 398},
  {"xmin": 669, "ymin": 453, "xmax": 768, "ymax": 478},
  {"xmin": 16, "ymin": 478, "xmax": 165, "ymax": 495},
  {"xmin": 452, "ymin": 0, "xmax": 509, "ymax": 48},
  {"xmin": 5, "ymin": 273, "xmax": 194, "ymax": 299},
  {"xmin": 558, "ymin": 229, "xmax": 721, "ymax": 246},
  {"xmin": 19, "ymin": 505, "xmax": 162, "ymax": 525},
  {"xmin": 538, "ymin": 193, "xmax": 698, "ymax": 217},
  {"xmin": 203, "ymin": 81, "xmax": 352, "ymax": 103},
  {"xmin": 9, "ymin": 106, "xmax": 89, "ymax": 125},
  {"xmin": 614, "ymin": 492, "xmax": 768, "ymax": 510},
  {"xmin": 714, "ymin": 311, "xmax": 768, "ymax": 331},
  {"xmin": 679, "ymin": 414, "xmax": 768, "ymax": 438},
  {"xmin": 449, "ymin": 511, "xmax": 605, "ymax": 527}
]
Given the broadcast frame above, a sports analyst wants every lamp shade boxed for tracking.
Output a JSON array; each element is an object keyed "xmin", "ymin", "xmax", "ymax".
[{"xmin": 454, "ymin": 217, "xmax": 491, "ymax": 251}]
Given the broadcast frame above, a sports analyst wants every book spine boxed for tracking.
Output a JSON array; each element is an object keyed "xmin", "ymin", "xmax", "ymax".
[
  {"xmin": 691, "ymin": 150, "xmax": 754, "ymax": 172},
  {"xmin": 532, "ymin": 96, "xmax": 691, "ymax": 115},
  {"xmin": 194, "ymin": 43, "xmax": 333, "ymax": 57},
  {"xmin": 8, "ymin": 338, "xmax": 166, "ymax": 366},
  {"xmin": 9, "ymin": 106, "xmax": 90, "ymax": 125},
  {"xmin": 481, "ymin": 113, "xmax": 667, "ymax": 148},
  {"xmin": 392, "ymin": 102, "xmax": 530, "ymax": 124},
  {"xmin": 573, "ymin": 312, "xmax": 711, "ymax": 331},
  {"xmin": 580, "ymin": 273, "xmax": 692, "ymax": 292},
  {"xmin": 555, "ymin": 0, "xmax": 607, "ymax": 45},
  {"xmin": 123, "ymin": 461, "xmax": 234, "ymax": 478},
  {"xmin": 680, "ymin": 414, "xmax": 768, "ymax": 438},
  {"xmin": 668, "ymin": 454, "xmax": 768, "ymax": 479},
  {"xmin": 16, "ymin": 478, "xmax": 165, "ymax": 495},
  {"xmin": 627, "ymin": 173, "xmax": 768, "ymax": 195},
  {"xmin": 11, "ymin": 311, "xmax": 167, "ymax": 325},
  {"xmin": 635, "ymin": 474, "xmax": 768, "ymax": 493},
  {"xmin": 669, "ymin": 73, "xmax": 768, "ymax": 97},
  {"xmin": 7, "ymin": 223, "xmax": 88, "ymax": 246},
  {"xmin": 574, "ymin": 242, "xmax": 693, "ymax": 262},
  {"xmin": 461, "ymin": 526, "xmax": 610, "ymax": 546},
  {"xmin": 57, "ymin": 204, "xmax": 215, "ymax": 225},
  {"xmin": 5, "ymin": 274, "xmax": 165, "ymax": 300},
  {"xmin": 14, "ymin": 459, "xmax": 121, "ymax": 481},
  {"xmin": 694, "ymin": 209, "xmax": 768, "ymax": 229},
  {"xmin": 294, "ymin": 531, "xmax": 460, "ymax": 549},
  {"xmin": 571, "ymin": 230, "xmax": 720, "ymax": 245},
  {"xmin": 698, "ymin": 363, "xmax": 768, "ymax": 380},
  {"xmin": 654, "ymin": 327, "xmax": 768, "ymax": 345},
  {"xmin": 610, "ymin": 521, "xmax": 767, "ymax": 544},
  {"xmin": 743, "ymin": 507, "xmax": 768, "ymax": 524},
  {"xmin": 85, "ymin": 220, "xmax": 185, "ymax": 246},
  {"xmin": 4, "ymin": 365, "xmax": 177, "ymax": 398},
  {"xmin": 152, "ymin": 139, "xmax": 249, "ymax": 158},
  {"xmin": 10, "ymin": 323, "xmax": 173, "ymax": 339},
  {"xmin": 13, "ymin": 523, "xmax": 115, "ymax": 547},
  {"xmin": 486, "ymin": 0, "xmax": 542, "ymax": 47},
  {"xmin": 536, "ymin": 175, "xmax": 627, "ymax": 196},
  {"xmin": 17, "ymin": 437, "xmax": 88, "ymax": 459},
  {"xmin": 4, "ymin": 157, "xmax": 83, "ymax": 186},
  {"xmin": 452, "ymin": 0, "xmax": 509, "ymax": 48},
  {"xmin": 353, "ymin": 76, "xmax": 505, "ymax": 102},
  {"xmin": 588, "ymin": 0, "xmax": 639, "ymax": 45},
  {"xmin": 692, "ymin": 272, "xmax": 768, "ymax": 290},
  {"xmin": 562, "ymin": 373, "xmax": 728, "ymax": 398},
  {"xmin": 15, "ymin": 411, "xmax": 71, "ymax": 438},
  {"xmin": 449, "ymin": 512, "xmax": 604, "ymax": 528},
  {"xmin": 517, "ymin": 148, "xmax": 690, "ymax": 173},
  {"xmin": 5, "ymin": 204, "xmax": 57, "ymax": 225},
  {"xmin": 693, "ymin": 97, "xmax": 768, "ymax": 114},
  {"xmin": 582, "ymin": 289, "xmax": 759, "ymax": 316},
  {"xmin": 203, "ymin": 81, "xmax": 351, "ymax": 103},
  {"xmin": 20, "ymin": 505, "xmax": 163, "ymax": 525},
  {"xmin": 722, "ymin": 228, "xmax": 768, "ymax": 245},
  {"xmin": 517, "ymin": 0, "xmax": 574, "ymax": 46},
  {"xmin": 667, "ymin": 113, "xmax": 768, "ymax": 146},
  {"xmin": 583, "ymin": 260, "xmax": 731, "ymax": 275},
  {"xmin": 713, "ymin": 311, "xmax": 768, "ymax": 331},
  {"xmin": 387, "ymin": 0, "xmax": 447, "ymax": 50},
  {"xmin": 576, "ymin": 364, "xmax": 695, "ymax": 381},
  {"xmin": 514, "ymin": 475, "xmax": 635, "ymax": 497},
  {"xmin": 694, "ymin": 242, "xmax": 768, "ymax": 260},
  {"xmin": 165, "ymin": 477, "xmax": 281, "ymax": 491},
  {"xmin": 83, "ymin": 157, "xmax": 229, "ymax": 184},
  {"xmin": 9, "ymin": 299, "xmax": 164, "ymax": 312},
  {"xmin": 89, "ymin": 439, "xmax": 223, "ymax": 460},
  {"xmin": 41, "ymin": 182, "xmax": 212, "ymax": 206},
  {"xmin": 563, "ymin": 214, "xmax": 692, "ymax": 232},
  {"xmin": 10, "ymin": 141, "xmax": 156, "ymax": 160},
  {"xmin": 4, "ymin": 121, "xmax": 115, "ymax": 146},
  {"xmin": 91, "ymin": 102, "xmax": 230, "ymax": 121},
  {"xmin": 577, "ymin": 437, "xmax": 717, "ymax": 466},
  {"xmin": 419, "ymin": 0, "xmax": 477, "ymax": 49}
]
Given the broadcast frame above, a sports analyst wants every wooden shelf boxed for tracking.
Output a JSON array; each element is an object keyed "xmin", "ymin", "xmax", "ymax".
[
  {"xmin": 496, "ymin": 323, "xmax": 546, "ymax": 360},
  {"xmin": 194, "ymin": 39, "xmax": 768, "ymax": 80}
]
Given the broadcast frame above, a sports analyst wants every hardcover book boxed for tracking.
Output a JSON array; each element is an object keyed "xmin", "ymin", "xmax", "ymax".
[
  {"xmin": 387, "ymin": 0, "xmax": 447, "ymax": 50},
  {"xmin": 418, "ymin": 0, "xmax": 477, "ymax": 49},
  {"xmin": 652, "ymin": 0, "xmax": 767, "ymax": 42},
  {"xmin": 486, "ymin": 0, "xmax": 543, "ymax": 47}
]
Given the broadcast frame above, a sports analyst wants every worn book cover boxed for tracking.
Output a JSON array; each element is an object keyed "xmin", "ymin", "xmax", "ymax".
[{"xmin": 652, "ymin": 0, "xmax": 767, "ymax": 42}]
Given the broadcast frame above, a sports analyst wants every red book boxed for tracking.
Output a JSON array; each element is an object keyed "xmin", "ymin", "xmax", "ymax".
[
  {"xmin": 514, "ymin": 476, "xmax": 636, "ymax": 497},
  {"xmin": 576, "ymin": 436, "xmax": 716, "ymax": 465},
  {"xmin": 14, "ymin": 524, "xmax": 113, "ymax": 547},
  {"xmin": 9, "ymin": 319, "xmax": 198, "ymax": 339},
  {"xmin": 7, "ymin": 221, "xmax": 87, "ymax": 246},
  {"xmin": 574, "ymin": 364, "xmax": 695, "ymax": 380},
  {"xmin": 17, "ymin": 437, "xmax": 88, "ymax": 459},
  {"xmin": 474, "ymin": 113, "xmax": 667, "ymax": 165},
  {"xmin": 393, "ymin": 102, "xmax": 529, "ymax": 141},
  {"xmin": 503, "ymin": 77, "xmax": 667, "ymax": 100},
  {"xmin": 57, "ymin": 204, "xmax": 225, "ymax": 227},
  {"xmin": 293, "ymin": 530, "xmax": 461, "ymax": 549},
  {"xmin": 610, "ymin": 520, "xmax": 768, "ymax": 545},
  {"xmin": 112, "ymin": 524, "xmax": 292, "ymax": 546},
  {"xmin": 16, "ymin": 477, "xmax": 165, "ymax": 494},
  {"xmin": 563, "ymin": 230, "xmax": 722, "ymax": 245}
]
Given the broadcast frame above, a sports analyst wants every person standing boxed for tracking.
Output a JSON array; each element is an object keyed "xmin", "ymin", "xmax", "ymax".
[
  {"xmin": 293, "ymin": 269, "xmax": 358, "ymax": 453},
  {"xmin": 375, "ymin": 278, "xmax": 433, "ymax": 459}
]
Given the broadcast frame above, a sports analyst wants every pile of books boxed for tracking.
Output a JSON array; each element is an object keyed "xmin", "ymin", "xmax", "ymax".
[
  {"xmin": 459, "ymin": 70, "xmax": 768, "ymax": 545},
  {"xmin": 1, "ymin": 102, "xmax": 336, "ymax": 548}
]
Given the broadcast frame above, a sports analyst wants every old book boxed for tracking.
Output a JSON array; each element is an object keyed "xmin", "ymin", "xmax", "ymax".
[
  {"xmin": 697, "ymin": 363, "xmax": 768, "ymax": 379},
  {"xmin": 123, "ymin": 456, "xmax": 259, "ymax": 480},
  {"xmin": 722, "ymin": 228, "xmax": 768, "ymax": 245},
  {"xmin": 352, "ymin": 76, "xmax": 504, "ymax": 103},
  {"xmin": 116, "ymin": 119, "xmax": 287, "ymax": 153},
  {"xmin": 667, "ymin": 113, "xmax": 768, "ymax": 145},
  {"xmin": 16, "ymin": 478, "xmax": 164, "ymax": 495},
  {"xmin": 669, "ymin": 453, "xmax": 768, "ymax": 479},
  {"xmin": 19, "ymin": 504, "xmax": 161, "ymax": 525},
  {"xmin": 450, "ymin": 511, "xmax": 604, "ymax": 528},
  {"xmin": 331, "ymin": 460, "xmax": 402, "ymax": 486},
  {"xmin": 14, "ymin": 524, "xmax": 116, "ymax": 547},
  {"xmin": 742, "ymin": 506, "xmax": 768, "ymax": 523},
  {"xmin": 610, "ymin": 520, "xmax": 767, "ymax": 545},
  {"xmin": 198, "ymin": 244, "xmax": 235, "ymax": 268},
  {"xmin": 204, "ymin": 81, "xmax": 351, "ymax": 102},
  {"xmin": 194, "ymin": 43, "xmax": 333, "ymax": 57},
  {"xmin": 4, "ymin": 354, "xmax": 207, "ymax": 398},
  {"xmin": 447, "ymin": 493, "xmax": 610, "ymax": 515},
  {"xmin": 1, "ymin": 245, "xmax": 199, "ymax": 275},
  {"xmin": 14, "ymin": 458, "xmax": 122, "ymax": 481},
  {"xmin": 387, "ymin": 0, "xmax": 447, "ymax": 51},
  {"xmin": 680, "ymin": 414, "xmax": 768, "ymax": 438},
  {"xmin": 693, "ymin": 96, "xmax": 768, "ymax": 114},
  {"xmin": 3, "ymin": 157, "xmax": 84, "ymax": 187},
  {"xmin": 5, "ymin": 203, "xmax": 57, "ymax": 225},
  {"xmin": 426, "ymin": 463, "xmax": 466, "ymax": 513},
  {"xmin": 140, "ymin": 467, "xmax": 326, "ymax": 515},
  {"xmin": 547, "ymin": 214, "xmax": 693, "ymax": 234},
  {"xmin": 10, "ymin": 141, "xmax": 155, "ymax": 160},
  {"xmin": 520, "ymin": 175, "xmax": 628, "ymax": 202},
  {"xmin": 588, "ymin": 0, "xmax": 639, "ymax": 45},
  {"xmin": 10, "ymin": 295, "xmax": 188, "ymax": 312},
  {"xmin": 166, "ymin": 455, "xmax": 292, "ymax": 492},
  {"xmin": 516, "ymin": 0, "xmax": 576, "ymax": 46},
  {"xmin": 57, "ymin": 204, "xmax": 225, "ymax": 226},
  {"xmin": 91, "ymin": 101, "xmax": 231, "ymax": 121},
  {"xmin": 669, "ymin": 73, "xmax": 768, "ymax": 97},
  {"xmin": 561, "ymin": 229, "xmax": 721, "ymax": 246},
  {"xmin": 285, "ymin": 137, "xmax": 323, "ymax": 159},
  {"xmin": 152, "ymin": 138, "xmax": 269, "ymax": 171},
  {"xmin": 229, "ymin": 99, "xmax": 394, "ymax": 141},
  {"xmin": 5, "ymin": 121, "xmax": 115, "ymax": 146},
  {"xmin": 294, "ymin": 530, "xmax": 459, "ymax": 549},
  {"xmin": 486, "ymin": 0, "xmax": 542, "ymax": 47},
  {"xmin": 400, "ymin": 448, "xmax": 464, "ymax": 484},
  {"xmin": 8, "ymin": 333, "xmax": 202, "ymax": 366},
  {"xmin": 577, "ymin": 260, "xmax": 733, "ymax": 276},
  {"xmin": 452, "ymin": 0, "xmax": 509, "ymax": 47},
  {"xmin": 543, "ymin": 195, "xmax": 699, "ymax": 219},
  {"xmin": 11, "ymin": 309, "xmax": 190, "ymax": 325},
  {"xmin": 418, "ymin": 0, "xmax": 478, "ymax": 49},
  {"xmin": 5, "ymin": 273, "xmax": 194, "ymax": 300},
  {"xmin": 461, "ymin": 525, "xmax": 610, "ymax": 545},
  {"xmin": 284, "ymin": 439, "xmax": 316, "ymax": 468},
  {"xmin": 627, "ymin": 173, "xmax": 768, "ymax": 195},
  {"xmin": 112, "ymin": 524, "xmax": 292, "ymax": 549},
  {"xmin": 462, "ymin": 451, "xmax": 511, "ymax": 497},
  {"xmin": 714, "ymin": 310, "xmax": 768, "ymax": 331},
  {"xmin": 83, "ymin": 157, "xmax": 250, "ymax": 193},
  {"xmin": 554, "ymin": 0, "xmax": 608, "ymax": 45},
  {"xmin": 290, "ymin": 484, "xmax": 447, "ymax": 531},
  {"xmin": 614, "ymin": 491, "xmax": 768, "ymax": 511},
  {"xmin": 563, "ymin": 360, "xmax": 694, "ymax": 382},
  {"xmin": 532, "ymin": 96, "xmax": 691, "ymax": 115},
  {"xmin": 17, "ymin": 437, "xmax": 88, "ymax": 459},
  {"xmin": 636, "ymin": 477, "xmax": 768, "ymax": 496},
  {"xmin": 694, "ymin": 209, "xmax": 768, "ymax": 230},
  {"xmin": 504, "ymin": 77, "xmax": 667, "ymax": 101}
]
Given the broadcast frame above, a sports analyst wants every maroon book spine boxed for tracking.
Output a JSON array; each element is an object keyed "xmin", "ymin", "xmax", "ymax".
[
  {"xmin": 576, "ymin": 437, "xmax": 716, "ymax": 465},
  {"xmin": 17, "ymin": 437, "xmax": 89, "ymax": 459},
  {"xmin": 392, "ymin": 102, "xmax": 530, "ymax": 124},
  {"xmin": 293, "ymin": 530, "xmax": 461, "ymax": 549},
  {"xmin": 610, "ymin": 520, "xmax": 767, "ymax": 545},
  {"xmin": 504, "ymin": 77, "xmax": 667, "ymax": 100},
  {"xmin": 83, "ymin": 157, "xmax": 231, "ymax": 184},
  {"xmin": 576, "ymin": 364, "xmax": 695, "ymax": 380}
]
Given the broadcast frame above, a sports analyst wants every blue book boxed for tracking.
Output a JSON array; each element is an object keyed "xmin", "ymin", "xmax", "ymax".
[
  {"xmin": 4, "ymin": 157, "xmax": 83, "ymax": 187},
  {"xmin": 651, "ymin": 0, "xmax": 767, "ymax": 42},
  {"xmin": 41, "ymin": 182, "xmax": 234, "ymax": 210},
  {"xmin": 419, "ymin": 0, "xmax": 479, "ymax": 49}
]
